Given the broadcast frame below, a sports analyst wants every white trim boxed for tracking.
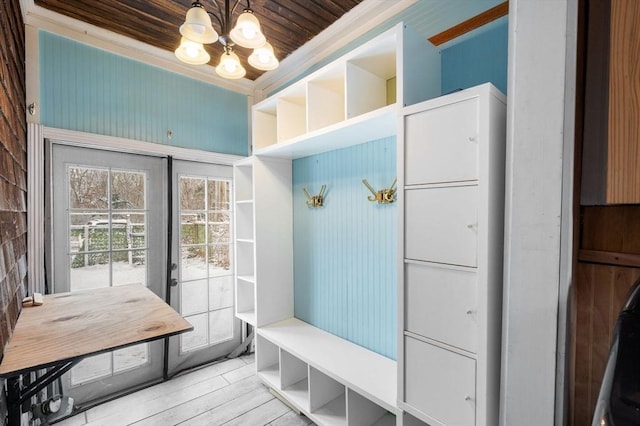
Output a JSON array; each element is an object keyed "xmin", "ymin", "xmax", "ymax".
[
  {"xmin": 43, "ymin": 127, "xmax": 244, "ymax": 165},
  {"xmin": 27, "ymin": 123, "xmax": 45, "ymax": 294},
  {"xmin": 556, "ymin": 0, "xmax": 579, "ymax": 424},
  {"xmin": 25, "ymin": 24, "xmax": 40, "ymax": 124},
  {"xmin": 500, "ymin": 0, "xmax": 571, "ymax": 423},
  {"xmin": 252, "ymin": 0, "xmax": 418, "ymax": 99},
  {"xmin": 18, "ymin": 0, "xmax": 31, "ymax": 20}
]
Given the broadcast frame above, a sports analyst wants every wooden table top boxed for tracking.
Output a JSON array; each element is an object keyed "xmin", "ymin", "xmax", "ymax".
[{"xmin": 0, "ymin": 284, "xmax": 193, "ymax": 377}]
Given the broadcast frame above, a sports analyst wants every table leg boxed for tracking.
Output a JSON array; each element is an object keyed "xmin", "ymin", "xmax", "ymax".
[{"xmin": 7, "ymin": 376, "xmax": 21, "ymax": 426}]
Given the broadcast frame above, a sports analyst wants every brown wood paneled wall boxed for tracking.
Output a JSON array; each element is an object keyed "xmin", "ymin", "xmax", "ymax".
[
  {"xmin": 571, "ymin": 206, "xmax": 640, "ymax": 425},
  {"xmin": 0, "ymin": 0, "xmax": 27, "ymax": 357},
  {"xmin": 607, "ymin": 0, "xmax": 640, "ymax": 203}
]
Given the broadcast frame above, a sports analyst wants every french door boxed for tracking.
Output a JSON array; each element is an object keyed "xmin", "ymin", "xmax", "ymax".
[
  {"xmin": 166, "ymin": 160, "xmax": 240, "ymax": 375},
  {"xmin": 49, "ymin": 143, "xmax": 240, "ymax": 406}
]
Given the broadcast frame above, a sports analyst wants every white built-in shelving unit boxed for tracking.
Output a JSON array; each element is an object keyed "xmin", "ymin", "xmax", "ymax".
[
  {"xmin": 234, "ymin": 21, "xmax": 442, "ymax": 426},
  {"xmin": 250, "ymin": 22, "xmax": 440, "ymax": 159},
  {"xmin": 257, "ymin": 318, "xmax": 397, "ymax": 426},
  {"xmin": 234, "ymin": 22, "xmax": 509, "ymax": 426},
  {"xmin": 397, "ymin": 83, "xmax": 507, "ymax": 426},
  {"xmin": 233, "ymin": 156, "xmax": 293, "ymax": 328}
]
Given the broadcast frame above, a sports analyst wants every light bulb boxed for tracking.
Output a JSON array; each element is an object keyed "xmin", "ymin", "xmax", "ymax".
[
  {"xmin": 185, "ymin": 42, "xmax": 200, "ymax": 58},
  {"xmin": 175, "ymin": 37, "xmax": 210, "ymax": 65},
  {"xmin": 257, "ymin": 50, "xmax": 270, "ymax": 64},
  {"xmin": 229, "ymin": 10, "xmax": 266, "ymax": 48},
  {"xmin": 241, "ymin": 23, "xmax": 258, "ymax": 40},
  {"xmin": 223, "ymin": 57, "xmax": 237, "ymax": 73},
  {"xmin": 248, "ymin": 42, "xmax": 278, "ymax": 71},
  {"xmin": 215, "ymin": 50, "xmax": 246, "ymax": 79}
]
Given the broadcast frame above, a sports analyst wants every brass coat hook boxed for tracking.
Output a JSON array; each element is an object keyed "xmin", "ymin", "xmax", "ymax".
[
  {"xmin": 362, "ymin": 177, "xmax": 397, "ymax": 204},
  {"xmin": 303, "ymin": 185, "xmax": 327, "ymax": 208}
]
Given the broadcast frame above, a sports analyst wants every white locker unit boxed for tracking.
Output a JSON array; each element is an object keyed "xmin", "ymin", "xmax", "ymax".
[{"xmin": 398, "ymin": 83, "xmax": 507, "ymax": 426}]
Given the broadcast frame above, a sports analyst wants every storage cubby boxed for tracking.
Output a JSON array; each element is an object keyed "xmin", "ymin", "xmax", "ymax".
[
  {"xmin": 347, "ymin": 389, "xmax": 394, "ymax": 426},
  {"xmin": 234, "ymin": 201, "xmax": 253, "ymax": 241},
  {"xmin": 250, "ymin": 22, "xmax": 440, "ymax": 159},
  {"xmin": 235, "ymin": 278, "xmax": 255, "ymax": 324},
  {"xmin": 276, "ymin": 85, "xmax": 307, "ymax": 143},
  {"xmin": 234, "ymin": 162, "xmax": 253, "ymax": 202},
  {"xmin": 345, "ymin": 35, "xmax": 396, "ymax": 119},
  {"xmin": 235, "ymin": 240, "xmax": 254, "ymax": 275},
  {"xmin": 280, "ymin": 350, "xmax": 309, "ymax": 410},
  {"xmin": 310, "ymin": 366, "xmax": 346, "ymax": 424},
  {"xmin": 257, "ymin": 335, "xmax": 280, "ymax": 389},
  {"xmin": 252, "ymin": 100, "xmax": 277, "ymax": 151},
  {"xmin": 307, "ymin": 64, "xmax": 346, "ymax": 132}
]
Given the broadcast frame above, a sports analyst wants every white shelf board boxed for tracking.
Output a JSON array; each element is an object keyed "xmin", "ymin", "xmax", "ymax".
[
  {"xmin": 282, "ymin": 377, "xmax": 309, "ymax": 411},
  {"xmin": 236, "ymin": 310, "xmax": 256, "ymax": 326},
  {"xmin": 310, "ymin": 394, "xmax": 347, "ymax": 426},
  {"xmin": 237, "ymin": 275, "xmax": 256, "ymax": 284},
  {"xmin": 236, "ymin": 238, "xmax": 255, "ymax": 244},
  {"xmin": 254, "ymin": 104, "xmax": 397, "ymax": 160},
  {"xmin": 257, "ymin": 318, "xmax": 398, "ymax": 413}
]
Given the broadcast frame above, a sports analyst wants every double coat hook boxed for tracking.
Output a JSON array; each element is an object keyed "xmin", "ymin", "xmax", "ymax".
[{"xmin": 362, "ymin": 177, "xmax": 397, "ymax": 204}]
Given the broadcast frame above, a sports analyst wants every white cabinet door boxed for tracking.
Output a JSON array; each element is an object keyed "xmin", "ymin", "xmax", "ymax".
[
  {"xmin": 405, "ymin": 263, "xmax": 477, "ymax": 353},
  {"xmin": 405, "ymin": 336, "xmax": 476, "ymax": 426},
  {"xmin": 405, "ymin": 185, "xmax": 478, "ymax": 267},
  {"xmin": 405, "ymin": 98, "xmax": 479, "ymax": 185}
]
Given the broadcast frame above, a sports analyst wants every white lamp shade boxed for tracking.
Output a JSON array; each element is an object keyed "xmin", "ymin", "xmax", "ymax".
[
  {"xmin": 175, "ymin": 37, "xmax": 211, "ymax": 65},
  {"xmin": 248, "ymin": 42, "xmax": 279, "ymax": 71},
  {"xmin": 215, "ymin": 50, "xmax": 246, "ymax": 79},
  {"xmin": 229, "ymin": 10, "xmax": 266, "ymax": 48},
  {"xmin": 179, "ymin": 4, "xmax": 218, "ymax": 44}
]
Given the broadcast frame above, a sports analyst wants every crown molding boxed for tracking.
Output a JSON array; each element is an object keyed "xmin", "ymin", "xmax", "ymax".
[
  {"xmin": 252, "ymin": 0, "xmax": 418, "ymax": 99},
  {"xmin": 21, "ymin": 1, "xmax": 254, "ymax": 95}
]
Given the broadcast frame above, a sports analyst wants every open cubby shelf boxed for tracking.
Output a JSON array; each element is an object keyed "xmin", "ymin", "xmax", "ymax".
[
  {"xmin": 251, "ymin": 22, "xmax": 440, "ymax": 160},
  {"xmin": 256, "ymin": 318, "xmax": 397, "ymax": 426}
]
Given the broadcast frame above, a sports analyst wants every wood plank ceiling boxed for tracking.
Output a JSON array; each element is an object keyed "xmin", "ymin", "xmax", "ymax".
[{"xmin": 34, "ymin": 0, "xmax": 363, "ymax": 81}]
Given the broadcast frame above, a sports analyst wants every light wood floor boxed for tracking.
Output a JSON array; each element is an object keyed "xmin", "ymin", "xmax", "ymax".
[{"xmin": 55, "ymin": 354, "xmax": 315, "ymax": 426}]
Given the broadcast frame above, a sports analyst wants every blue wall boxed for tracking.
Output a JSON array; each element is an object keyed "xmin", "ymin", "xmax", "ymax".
[
  {"xmin": 293, "ymin": 137, "xmax": 397, "ymax": 359},
  {"xmin": 39, "ymin": 31, "xmax": 248, "ymax": 156},
  {"xmin": 441, "ymin": 20, "xmax": 508, "ymax": 95}
]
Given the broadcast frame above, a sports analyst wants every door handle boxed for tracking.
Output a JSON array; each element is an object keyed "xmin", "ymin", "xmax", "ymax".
[{"xmin": 170, "ymin": 278, "xmax": 178, "ymax": 287}]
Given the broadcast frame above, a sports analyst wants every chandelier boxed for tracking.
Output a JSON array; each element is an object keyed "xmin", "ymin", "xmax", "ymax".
[{"xmin": 175, "ymin": 0, "xmax": 279, "ymax": 79}]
